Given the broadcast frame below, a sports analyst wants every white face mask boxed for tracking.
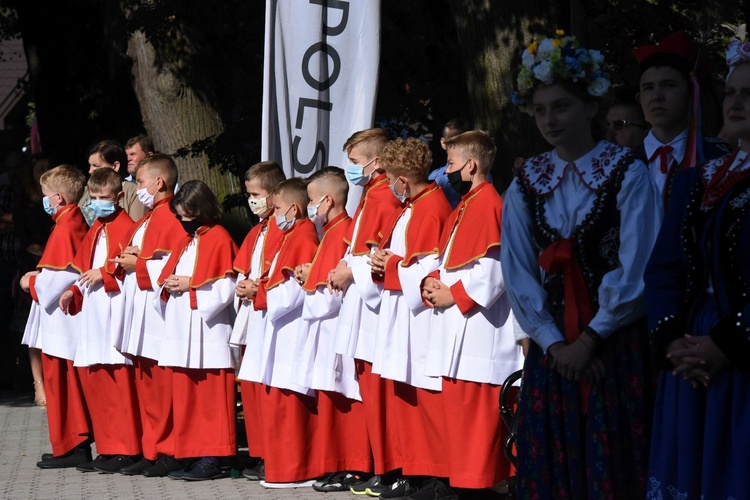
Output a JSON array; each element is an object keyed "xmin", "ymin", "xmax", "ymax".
[
  {"xmin": 136, "ymin": 179, "xmax": 157, "ymax": 209},
  {"xmin": 306, "ymin": 196, "xmax": 327, "ymax": 229},
  {"xmin": 275, "ymin": 205, "xmax": 295, "ymax": 232},
  {"xmin": 248, "ymin": 196, "xmax": 268, "ymax": 216}
]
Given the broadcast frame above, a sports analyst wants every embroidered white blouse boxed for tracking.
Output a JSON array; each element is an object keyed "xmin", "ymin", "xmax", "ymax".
[{"xmin": 501, "ymin": 141, "xmax": 663, "ymax": 352}]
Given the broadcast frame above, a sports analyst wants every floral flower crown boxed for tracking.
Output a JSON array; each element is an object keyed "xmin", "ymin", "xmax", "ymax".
[
  {"xmin": 512, "ymin": 30, "xmax": 610, "ymax": 114},
  {"xmin": 726, "ymin": 38, "xmax": 750, "ymax": 78}
]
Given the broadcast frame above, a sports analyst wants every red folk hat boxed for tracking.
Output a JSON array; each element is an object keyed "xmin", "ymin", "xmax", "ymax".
[{"xmin": 632, "ymin": 31, "xmax": 697, "ymax": 66}]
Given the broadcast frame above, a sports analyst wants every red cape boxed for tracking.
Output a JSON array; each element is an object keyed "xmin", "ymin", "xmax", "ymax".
[
  {"xmin": 344, "ymin": 173, "xmax": 403, "ymax": 256},
  {"xmin": 265, "ymin": 218, "xmax": 320, "ymax": 290},
  {"xmin": 302, "ymin": 211, "xmax": 351, "ymax": 292},
  {"xmin": 378, "ymin": 183, "xmax": 452, "ymax": 267},
  {"xmin": 37, "ymin": 204, "xmax": 88, "ymax": 271},
  {"xmin": 157, "ymin": 224, "xmax": 238, "ymax": 289},
  {"xmin": 439, "ymin": 182, "xmax": 502, "ymax": 270},
  {"xmin": 72, "ymin": 209, "xmax": 135, "ymax": 293}
]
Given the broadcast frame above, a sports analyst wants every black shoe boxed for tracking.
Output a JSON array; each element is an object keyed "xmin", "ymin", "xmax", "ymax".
[
  {"xmin": 180, "ymin": 458, "xmax": 225, "ymax": 481},
  {"xmin": 119, "ymin": 457, "xmax": 154, "ymax": 475},
  {"xmin": 94, "ymin": 454, "xmax": 140, "ymax": 474},
  {"xmin": 381, "ymin": 478, "xmax": 416, "ymax": 498},
  {"xmin": 313, "ymin": 471, "xmax": 370, "ymax": 492},
  {"xmin": 76, "ymin": 455, "xmax": 111, "ymax": 473},
  {"xmin": 407, "ymin": 479, "xmax": 458, "ymax": 500},
  {"xmin": 351, "ymin": 475, "xmax": 384, "ymax": 496},
  {"xmin": 241, "ymin": 459, "xmax": 265, "ymax": 480},
  {"xmin": 142, "ymin": 455, "xmax": 184, "ymax": 478},
  {"xmin": 36, "ymin": 447, "xmax": 92, "ymax": 469}
]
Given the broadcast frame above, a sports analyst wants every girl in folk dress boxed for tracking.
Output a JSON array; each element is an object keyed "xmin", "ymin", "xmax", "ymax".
[{"xmin": 502, "ymin": 32, "xmax": 662, "ymax": 498}]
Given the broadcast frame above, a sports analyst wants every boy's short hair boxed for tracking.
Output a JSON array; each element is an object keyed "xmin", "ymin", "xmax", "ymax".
[
  {"xmin": 170, "ymin": 179, "xmax": 224, "ymax": 225},
  {"xmin": 307, "ymin": 166, "xmax": 349, "ymax": 207},
  {"xmin": 443, "ymin": 117, "xmax": 471, "ymax": 139},
  {"xmin": 88, "ymin": 167, "xmax": 123, "ymax": 195},
  {"xmin": 40, "ymin": 164, "xmax": 86, "ymax": 204},
  {"xmin": 244, "ymin": 161, "xmax": 286, "ymax": 192},
  {"xmin": 125, "ymin": 134, "xmax": 155, "ymax": 154},
  {"xmin": 380, "ymin": 138, "xmax": 432, "ymax": 183},
  {"xmin": 444, "ymin": 130, "xmax": 497, "ymax": 175},
  {"xmin": 272, "ymin": 177, "xmax": 309, "ymax": 212},
  {"xmin": 343, "ymin": 128, "xmax": 388, "ymax": 158},
  {"xmin": 136, "ymin": 154, "xmax": 179, "ymax": 191}
]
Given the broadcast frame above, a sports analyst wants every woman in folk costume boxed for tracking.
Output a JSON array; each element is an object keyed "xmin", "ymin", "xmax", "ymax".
[
  {"xmin": 155, "ymin": 180, "xmax": 238, "ymax": 480},
  {"xmin": 501, "ymin": 32, "xmax": 662, "ymax": 497},
  {"xmin": 644, "ymin": 39, "xmax": 750, "ymax": 498}
]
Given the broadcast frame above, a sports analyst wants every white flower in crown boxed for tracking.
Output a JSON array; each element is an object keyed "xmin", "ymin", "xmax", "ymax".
[
  {"xmin": 533, "ymin": 60, "xmax": 554, "ymax": 84},
  {"xmin": 588, "ymin": 76, "xmax": 610, "ymax": 96}
]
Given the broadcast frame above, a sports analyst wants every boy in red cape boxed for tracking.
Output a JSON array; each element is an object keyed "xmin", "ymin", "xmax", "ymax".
[
  {"xmin": 231, "ymin": 161, "xmax": 285, "ymax": 481},
  {"xmin": 19, "ymin": 164, "xmax": 92, "ymax": 469},
  {"xmin": 58, "ymin": 168, "xmax": 141, "ymax": 473},
  {"xmin": 252, "ymin": 178, "xmax": 321, "ymax": 487},
  {"xmin": 155, "ymin": 180, "xmax": 238, "ymax": 480},
  {"xmin": 291, "ymin": 168, "xmax": 372, "ymax": 491},
  {"xmin": 421, "ymin": 131, "xmax": 524, "ymax": 496},
  {"xmin": 365, "ymin": 137, "xmax": 452, "ymax": 496},
  {"xmin": 109, "ymin": 154, "xmax": 184, "ymax": 477},
  {"xmin": 328, "ymin": 129, "xmax": 403, "ymax": 484}
]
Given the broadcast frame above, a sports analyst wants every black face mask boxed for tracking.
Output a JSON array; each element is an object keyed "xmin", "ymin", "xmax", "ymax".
[
  {"xmin": 180, "ymin": 219, "xmax": 203, "ymax": 235},
  {"xmin": 447, "ymin": 169, "xmax": 473, "ymax": 196}
]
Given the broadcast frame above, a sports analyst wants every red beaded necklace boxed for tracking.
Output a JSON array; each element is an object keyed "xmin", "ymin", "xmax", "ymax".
[{"xmin": 702, "ymin": 150, "xmax": 750, "ymax": 207}]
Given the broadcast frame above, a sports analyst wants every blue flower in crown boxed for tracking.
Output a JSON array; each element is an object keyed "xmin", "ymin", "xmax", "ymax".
[{"xmin": 514, "ymin": 30, "xmax": 610, "ymax": 114}]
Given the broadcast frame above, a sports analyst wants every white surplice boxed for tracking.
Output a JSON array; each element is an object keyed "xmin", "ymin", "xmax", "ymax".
[{"xmin": 229, "ymin": 225, "xmax": 267, "ymax": 347}]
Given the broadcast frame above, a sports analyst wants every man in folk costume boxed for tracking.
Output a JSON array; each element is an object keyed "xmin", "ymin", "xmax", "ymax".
[
  {"xmin": 328, "ymin": 129, "xmax": 402, "ymax": 484},
  {"xmin": 58, "ymin": 168, "xmax": 141, "ymax": 473},
  {"xmin": 155, "ymin": 180, "xmax": 238, "ymax": 480},
  {"xmin": 365, "ymin": 137, "xmax": 453, "ymax": 496},
  {"xmin": 231, "ymin": 161, "xmax": 285, "ymax": 481},
  {"xmin": 421, "ymin": 131, "xmax": 524, "ymax": 497},
  {"xmin": 19, "ymin": 165, "xmax": 91, "ymax": 469},
  {"xmin": 249, "ymin": 178, "xmax": 321, "ymax": 487},
  {"xmin": 109, "ymin": 154, "xmax": 184, "ymax": 477},
  {"xmin": 291, "ymin": 168, "xmax": 372, "ymax": 492},
  {"xmin": 634, "ymin": 31, "xmax": 731, "ymax": 210}
]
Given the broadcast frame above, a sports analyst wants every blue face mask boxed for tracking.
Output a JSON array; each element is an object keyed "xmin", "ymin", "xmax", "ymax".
[
  {"xmin": 306, "ymin": 196, "xmax": 327, "ymax": 228},
  {"xmin": 89, "ymin": 200, "xmax": 117, "ymax": 219},
  {"xmin": 345, "ymin": 157, "xmax": 377, "ymax": 186},
  {"xmin": 275, "ymin": 205, "xmax": 295, "ymax": 232},
  {"xmin": 389, "ymin": 178, "xmax": 407, "ymax": 203},
  {"xmin": 42, "ymin": 195, "xmax": 59, "ymax": 216}
]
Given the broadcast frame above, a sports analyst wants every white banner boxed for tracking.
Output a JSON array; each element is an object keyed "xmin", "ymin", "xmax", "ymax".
[{"xmin": 261, "ymin": 0, "xmax": 381, "ymax": 214}]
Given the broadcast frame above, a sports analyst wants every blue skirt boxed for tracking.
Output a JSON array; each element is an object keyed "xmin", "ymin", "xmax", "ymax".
[{"xmin": 648, "ymin": 294, "xmax": 750, "ymax": 499}]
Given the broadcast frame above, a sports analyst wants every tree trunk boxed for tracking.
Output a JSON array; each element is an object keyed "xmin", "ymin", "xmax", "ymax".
[
  {"xmin": 126, "ymin": 29, "xmax": 248, "ymax": 236},
  {"xmin": 447, "ymin": 1, "xmax": 565, "ymax": 191}
]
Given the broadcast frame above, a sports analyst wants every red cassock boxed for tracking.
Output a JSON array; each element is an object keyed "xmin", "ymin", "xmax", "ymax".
[
  {"xmin": 30, "ymin": 205, "xmax": 91, "ymax": 456},
  {"xmin": 158, "ymin": 224, "xmax": 238, "ymax": 459},
  {"xmin": 234, "ymin": 218, "xmax": 283, "ymax": 458},
  {"xmin": 258, "ymin": 219, "xmax": 326, "ymax": 482},
  {"xmin": 376, "ymin": 183, "xmax": 452, "ymax": 477}
]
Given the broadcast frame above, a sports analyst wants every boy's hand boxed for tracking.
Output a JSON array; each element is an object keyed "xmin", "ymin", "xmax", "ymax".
[
  {"xmin": 19, "ymin": 271, "xmax": 40, "ymax": 293},
  {"xmin": 422, "ymin": 278, "xmax": 455, "ymax": 308},
  {"xmin": 165, "ymin": 275, "xmax": 190, "ymax": 294},
  {"xmin": 59, "ymin": 290, "xmax": 74, "ymax": 315},
  {"xmin": 369, "ymin": 249, "xmax": 394, "ymax": 274},
  {"xmin": 78, "ymin": 269, "xmax": 103, "ymax": 287},
  {"xmin": 294, "ymin": 263, "xmax": 312, "ymax": 286},
  {"xmin": 122, "ymin": 246, "xmax": 141, "ymax": 256},
  {"xmin": 328, "ymin": 266, "xmax": 353, "ymax": 295},
  {"xmin": 110, "ymin": 252, "xmax": 138, "ymax": 272},
  {"xmin": 235, "ymin": 279, "xmax": 255, "ymax": 302}
]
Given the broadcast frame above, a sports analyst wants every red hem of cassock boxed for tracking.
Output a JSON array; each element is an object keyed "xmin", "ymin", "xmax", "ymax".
[
  {"xmin": 168, "ymin": 367, "xmax": 236, "ymax": 459},
  {"xmin": 392, "ymin": 381, "xmax": 449, "ymax": 478},
  {"xmin": 442, "ymin": 378, "xmax": 516, "ymax": 488},
  {"xmin": 260, "ymin": 386, "xmax": 326, "ymax": 483},
  {"xmin": 356, "ymin": 360, "xmax": 402, "ymax": 474},
  {"xmin": 133, "ymin": 356, "xmax": 174, "ymax": 460},
  {"xmin": 41, "ymin": 354, "xmax": 91, "ymax": 456},
  {"xmin": 77, "ymin": 364, "xmax": 142, "ymax": 455},
  {"xmin": 315, "ymin": 390, "xmax": 373, "ymax": 474},
  {"xmin": 240, "ymin": 380, "xmax": 264, "ymax": 458}
]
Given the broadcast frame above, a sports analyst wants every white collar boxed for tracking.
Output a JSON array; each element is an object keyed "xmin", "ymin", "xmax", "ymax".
[
  {"xmin": 643, "ymin": 129, "xmax": 688, "ymax": 164},
  {"xmin": 521, "ymin": 141, "xmax": 629, "ymax": 195}
]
